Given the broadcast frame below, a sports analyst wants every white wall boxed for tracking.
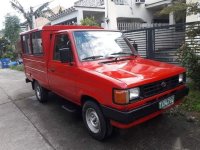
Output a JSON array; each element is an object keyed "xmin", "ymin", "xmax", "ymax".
[
  {"xmin": 128, "ymin": 0, "xmax": 153, "ymax": 23},
  {"xmin": 186, "ymin": 0, "xmax": 200, "ymax": 22},
  {"xmin": 106, "ymin": 0, "xmax": 154, "ymax": 30},
  {"xmin": 146, "ymin": 0, "xmax": 164, "ymax": 4}
]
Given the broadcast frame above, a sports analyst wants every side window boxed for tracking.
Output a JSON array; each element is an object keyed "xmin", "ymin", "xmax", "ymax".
[
  {"xmin": 32, "ymin": 31, "xmax": 43, "ymax": 55},
  {"xmin": 22, "ymin": 34, "xmax": 32, "ymax": 54},
  {"xmin": 53, "ymin": 34, "xmax": 70, "ymax": 61}
]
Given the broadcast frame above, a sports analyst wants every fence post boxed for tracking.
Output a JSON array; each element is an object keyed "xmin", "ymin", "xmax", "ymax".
[{"xmin": 146, "ymin": 29, "xmax": 155, "ymax": 59}]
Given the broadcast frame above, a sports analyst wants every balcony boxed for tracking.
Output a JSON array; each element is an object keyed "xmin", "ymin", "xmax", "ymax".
[
  {"xmin": 113, "ymin": 0, "xmax": 128, "ymax": 5},
  {"xmin": 74, "ymin": 0, "xmax": 104, "ymax": 8},
  {"xmin": 145, "ymin": 0, "xmax": 171, "ymax": 9}
]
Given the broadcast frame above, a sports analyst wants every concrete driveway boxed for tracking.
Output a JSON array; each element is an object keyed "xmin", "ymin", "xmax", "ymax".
[{"xmin": 0, "ymin": 69, "xmax": 200, "ymax": 150}]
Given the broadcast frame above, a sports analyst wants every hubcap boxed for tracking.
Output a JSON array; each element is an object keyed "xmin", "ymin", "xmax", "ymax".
[
  {"xmin": 36, "ymin": 85, "xmax": 41, "ymax": 100},
  {"xmin": 86, "ymin": 108, "xmax": 100, "ymax": 133}
]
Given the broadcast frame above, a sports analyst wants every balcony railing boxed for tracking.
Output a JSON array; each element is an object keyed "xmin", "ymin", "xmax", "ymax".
[
  {"xmin": 113, "ymin": 0, "xmax": 128, "ymax": 5},
  {"xmin": 74, "ymin": 0, "xmax": 104, "ymax": 7}
]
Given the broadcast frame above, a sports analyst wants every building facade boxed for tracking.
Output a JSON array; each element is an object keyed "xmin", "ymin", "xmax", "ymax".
[
  {"xmin": 186, "ymin": 0, "xmax": 200, "ymax": 22},
  {"xmin": 49, "ymin": 0, "xmax": 175, "ymax": 30}
]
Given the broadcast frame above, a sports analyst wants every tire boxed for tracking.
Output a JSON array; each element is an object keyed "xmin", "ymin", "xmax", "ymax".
[
  {"xmin": 82, "ymin": 101, "xmax": 112, "ymax": 140},
  {"xmin": 34, "ymin": 81, "xmax": 48, "ymax": 103}
]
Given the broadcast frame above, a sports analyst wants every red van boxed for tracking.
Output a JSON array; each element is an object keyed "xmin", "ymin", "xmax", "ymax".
[{"xmin": 21, "ymin": 25, "xmax": 189, "ymax": 140}]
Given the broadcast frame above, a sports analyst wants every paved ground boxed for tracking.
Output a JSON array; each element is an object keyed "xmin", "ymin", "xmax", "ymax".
[{"xmin": 0, "ymin": 69, "xmax": 200, "ymax": 150}]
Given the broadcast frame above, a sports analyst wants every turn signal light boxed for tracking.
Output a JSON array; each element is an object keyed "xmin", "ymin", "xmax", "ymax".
[{"xmin": 113, "ymin": 90, "xmax": 129, "ymax": 105}]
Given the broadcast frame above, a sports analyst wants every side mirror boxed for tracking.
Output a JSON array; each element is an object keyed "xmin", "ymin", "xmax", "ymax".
[
  {"xmin": 133, "ymin": 43, "xmax": 138, "ymax": 52},
  {"xmin": 59, "ymin": 48, "xmax": 73, "ymax": 63}
]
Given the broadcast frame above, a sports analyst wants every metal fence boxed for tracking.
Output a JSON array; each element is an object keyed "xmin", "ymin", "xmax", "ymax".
[
  {"xmin": 123, "ymin": 22, "xmax": 200, "ymax": 64},
  {"xmin": 118, "ymin": 22, "xmax": 169, "ymax": 31}
]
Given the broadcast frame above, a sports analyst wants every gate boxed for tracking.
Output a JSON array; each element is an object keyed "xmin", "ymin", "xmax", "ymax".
[{"xmin": 123, "ymin": 22, "xmax": 200, "ymax": 64}]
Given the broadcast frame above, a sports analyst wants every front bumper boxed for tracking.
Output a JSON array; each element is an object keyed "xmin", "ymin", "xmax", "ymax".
[{"xmin": 102, "ymin": 86, "xmax": 189, "ymax": 125}]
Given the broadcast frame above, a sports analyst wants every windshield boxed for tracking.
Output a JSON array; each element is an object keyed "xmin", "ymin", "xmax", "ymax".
[{"xmin": 73, "ymin": 31, "xmax": 136, "ymax": 61}]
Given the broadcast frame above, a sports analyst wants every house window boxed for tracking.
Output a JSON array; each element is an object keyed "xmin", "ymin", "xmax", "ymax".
[
  {"xmin": 32, "ymin": 31, "xmax": 43, "ymax": 55},
  {"xmin": 135, "ymin": 0, "xmax": 145, "ymax": 3}
]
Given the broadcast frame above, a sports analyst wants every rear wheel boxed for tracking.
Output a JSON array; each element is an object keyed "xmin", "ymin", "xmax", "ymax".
[
  {"xmin": 82, "ymin": 101, "xmax": 112, "ymax": 140},
  {"xmin": 34, "ymin": 81, "xmax": 48, "ymax": 103}
]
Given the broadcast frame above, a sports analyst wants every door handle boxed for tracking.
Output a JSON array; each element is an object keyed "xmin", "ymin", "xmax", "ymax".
[{"xmin": 49, "ymin": 68, "xmax": 55, "ymax": 72}]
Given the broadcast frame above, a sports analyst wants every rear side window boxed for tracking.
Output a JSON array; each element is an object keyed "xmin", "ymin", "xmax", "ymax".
[
  {"xmin": 22, "ymin": 34, "xmax": 31, "ymax": 54},
  {"xmin": 32, "ymin": 31, "xmax": 43, "ymax": 55}
]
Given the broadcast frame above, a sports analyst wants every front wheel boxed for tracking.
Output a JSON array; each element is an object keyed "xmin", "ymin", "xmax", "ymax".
[
  {"xmin": 34, "ymin": 81, "xmax": 48, "ymax": 103},
  {"xmin": 82, "ymin": 101, "xmax": 112, "ymax": 140}
]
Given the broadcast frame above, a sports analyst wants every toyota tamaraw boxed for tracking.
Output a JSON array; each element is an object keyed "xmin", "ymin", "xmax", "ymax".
[{"xmin": 21, "ymin": 25, "xmax": 189, "ymax": 140}]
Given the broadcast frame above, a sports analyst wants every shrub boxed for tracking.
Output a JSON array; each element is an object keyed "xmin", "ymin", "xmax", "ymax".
[
  {"xmin": 80, "ymin": 17, "xmax": 99, "ymax": 27},
  {"xmin": 178, "ymin": 44, "xmax": 200, "ymax": 89}
]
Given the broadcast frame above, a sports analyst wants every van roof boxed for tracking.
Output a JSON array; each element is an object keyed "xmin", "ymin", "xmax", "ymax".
[{"xmin": 20, "ymin": 25, "xmax": 102, "ymax": 35}]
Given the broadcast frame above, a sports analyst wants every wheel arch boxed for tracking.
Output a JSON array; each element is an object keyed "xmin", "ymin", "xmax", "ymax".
[{"xmin": 81, "ymin": 95, "xmax": 100, "ymax": 107}]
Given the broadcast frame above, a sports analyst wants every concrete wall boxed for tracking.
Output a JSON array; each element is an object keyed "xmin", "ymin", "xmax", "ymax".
[
  {"xmin": 186, "ymin": 0, "xmax": 200, "ymax": 22},
  {"xmin": 128, "ymin": 0, "xmax": 154, "ymax": 23},
  {"xmin": 107, "ymin": 0, "xmax": 154, "ymax": 30}
]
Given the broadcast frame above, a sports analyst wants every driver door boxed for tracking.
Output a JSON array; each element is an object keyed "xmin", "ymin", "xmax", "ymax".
[{"xmin": 48, "ymin": 33, "xmax": 77, "ymax": 101}]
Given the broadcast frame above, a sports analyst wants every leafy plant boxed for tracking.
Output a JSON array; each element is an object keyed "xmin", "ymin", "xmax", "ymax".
[
  {"xmin": 10, "ymin": 65, "xmax": 24, "ymax": 71},
  {"xmin": 10, "ymin": 0, "xmax": 54, "ymax": 29},
  {"xmin": 2, "ymin": 51, "xmax": 17, "ymax": 60},
  {"xmin": 4, "ymin": 14, "xmax": 21, "ymax": 45},
  {"xmin": 0, "ymin": 37, "xmax": 11, "ymax": 58},
  {"xmin": 81, "ymin": 17, "xmax": 99, "ymax": 26},
  {"xmin": 160, "ymin": 0, "xmax": 200, "ymax": 89}
]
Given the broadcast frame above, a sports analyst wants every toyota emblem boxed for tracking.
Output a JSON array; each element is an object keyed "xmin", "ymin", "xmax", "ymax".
[{"xmin": 161, "ymin": 82, "xmax": 167, "ymax": 88}]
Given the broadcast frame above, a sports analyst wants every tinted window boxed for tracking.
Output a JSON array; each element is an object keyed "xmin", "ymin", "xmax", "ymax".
[
  {"xmin": 53, "ymin": 34, "xmax": 70, "ymax": 61},
  {"xmin": 22, "ymin": 34, "xmax": 31, "ymax": 54},
  {"xmin": 32, "ymin": 31, "xmax": 43, "ymax": 55}
]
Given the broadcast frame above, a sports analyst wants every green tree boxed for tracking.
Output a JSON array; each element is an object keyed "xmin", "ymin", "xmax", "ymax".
[
  {"xmin": 0, "ymin": 37, "xmax": 10, "ymax": 58},
  {"xmin": 159, "ymin": 0, "xmax": 200, "ymax": 18},
  {"xmin": 4, "ymin": 14, "xmax": 20, "ymax": 45},
  {"xmin": 81, "ymin": 17, "xmax": 99, "ymax": 26},
  {"xmin": 10, "ymin": 0, "xmax": 54, "ymax": 29},
  {"xmin": 160, "ymin": 0, "xmax": 200, "ymax": 89}
]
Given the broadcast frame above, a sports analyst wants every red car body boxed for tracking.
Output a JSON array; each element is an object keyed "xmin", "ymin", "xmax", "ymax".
[{"xmin": 21, "ymin": 26, "xmax": 189, "ymax": 135}]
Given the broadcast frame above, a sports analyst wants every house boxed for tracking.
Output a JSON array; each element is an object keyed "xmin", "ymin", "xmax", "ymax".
[
  {"xmin": 34, "ymin": 6, "xmax": 64, "ymax": 28},
  {"xmin": 49, "ymin": 0, "xmax": 176, "ymax": 30},
  {"xmin": 49, "ymin": 1, "xmax": 105, "ymax": 26}
]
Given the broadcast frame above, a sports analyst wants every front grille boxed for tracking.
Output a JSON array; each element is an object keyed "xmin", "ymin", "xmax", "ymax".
[{"xmin": 141, "ymin": 75, "xmax": 181, "ymax": 98}]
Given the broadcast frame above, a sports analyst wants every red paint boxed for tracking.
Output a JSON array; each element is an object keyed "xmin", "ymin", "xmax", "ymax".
[{"xmin": 21, "ymin": 25, "xmax": 187, "ymax": 129}]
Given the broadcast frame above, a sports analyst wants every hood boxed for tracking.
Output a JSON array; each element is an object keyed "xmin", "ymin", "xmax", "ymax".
[{"xmin": 82, "ymin": 57, "xmax": 185, "ymax": 87}]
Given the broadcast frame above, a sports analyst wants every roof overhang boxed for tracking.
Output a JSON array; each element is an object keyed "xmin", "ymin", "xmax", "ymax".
[
  {"xmin": 117, "ymin": 17, "xmax": 145, "ymax": 23},
  {"xmin": 145, "ymin": 0, "xmax": 171, "ymax": 9}
]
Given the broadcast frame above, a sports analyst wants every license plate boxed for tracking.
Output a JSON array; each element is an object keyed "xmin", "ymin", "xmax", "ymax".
[{"xmin": 159, "ymin": 95, "xmax": 175, "ymax": 109}]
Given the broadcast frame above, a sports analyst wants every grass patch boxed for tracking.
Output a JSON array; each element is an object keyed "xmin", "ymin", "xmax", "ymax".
[
  {"xmin": 9, "ymin": 65, "xmax": 24, "ymax": 71},
  {"xmin": 181, "ymin": 83, "xmax": 200, "ymax": 112}
]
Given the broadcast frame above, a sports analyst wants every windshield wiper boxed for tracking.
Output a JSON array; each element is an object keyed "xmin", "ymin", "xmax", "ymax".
[
  {"xmin": 82, "ymin": 55, "xmax": 103, "ymax": 60},
  {"xmin": 110, "ymin": 52, "xmax": 134, "ymax": 56}
]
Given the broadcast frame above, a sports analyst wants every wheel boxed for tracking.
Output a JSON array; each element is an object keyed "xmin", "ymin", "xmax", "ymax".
[
  {"xmin": 82, "ymin": 101, "xmax": 112, "ymax": 140},
  {"xmin": 34, "ymin": 81, "xmax": 48, "ymax": 103}
]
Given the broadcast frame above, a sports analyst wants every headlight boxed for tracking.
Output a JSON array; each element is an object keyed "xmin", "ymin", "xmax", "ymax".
[
  {"xmin": 129, "ymin": 87, "xmax": 140, "ymax": 100},
  {"xmin": 113, "ymin": 89, "xmax": 129, "ymax": 105},
  {"xmin": 179, "ymin": 74, "xmax": 184, "ymax": 83}
]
